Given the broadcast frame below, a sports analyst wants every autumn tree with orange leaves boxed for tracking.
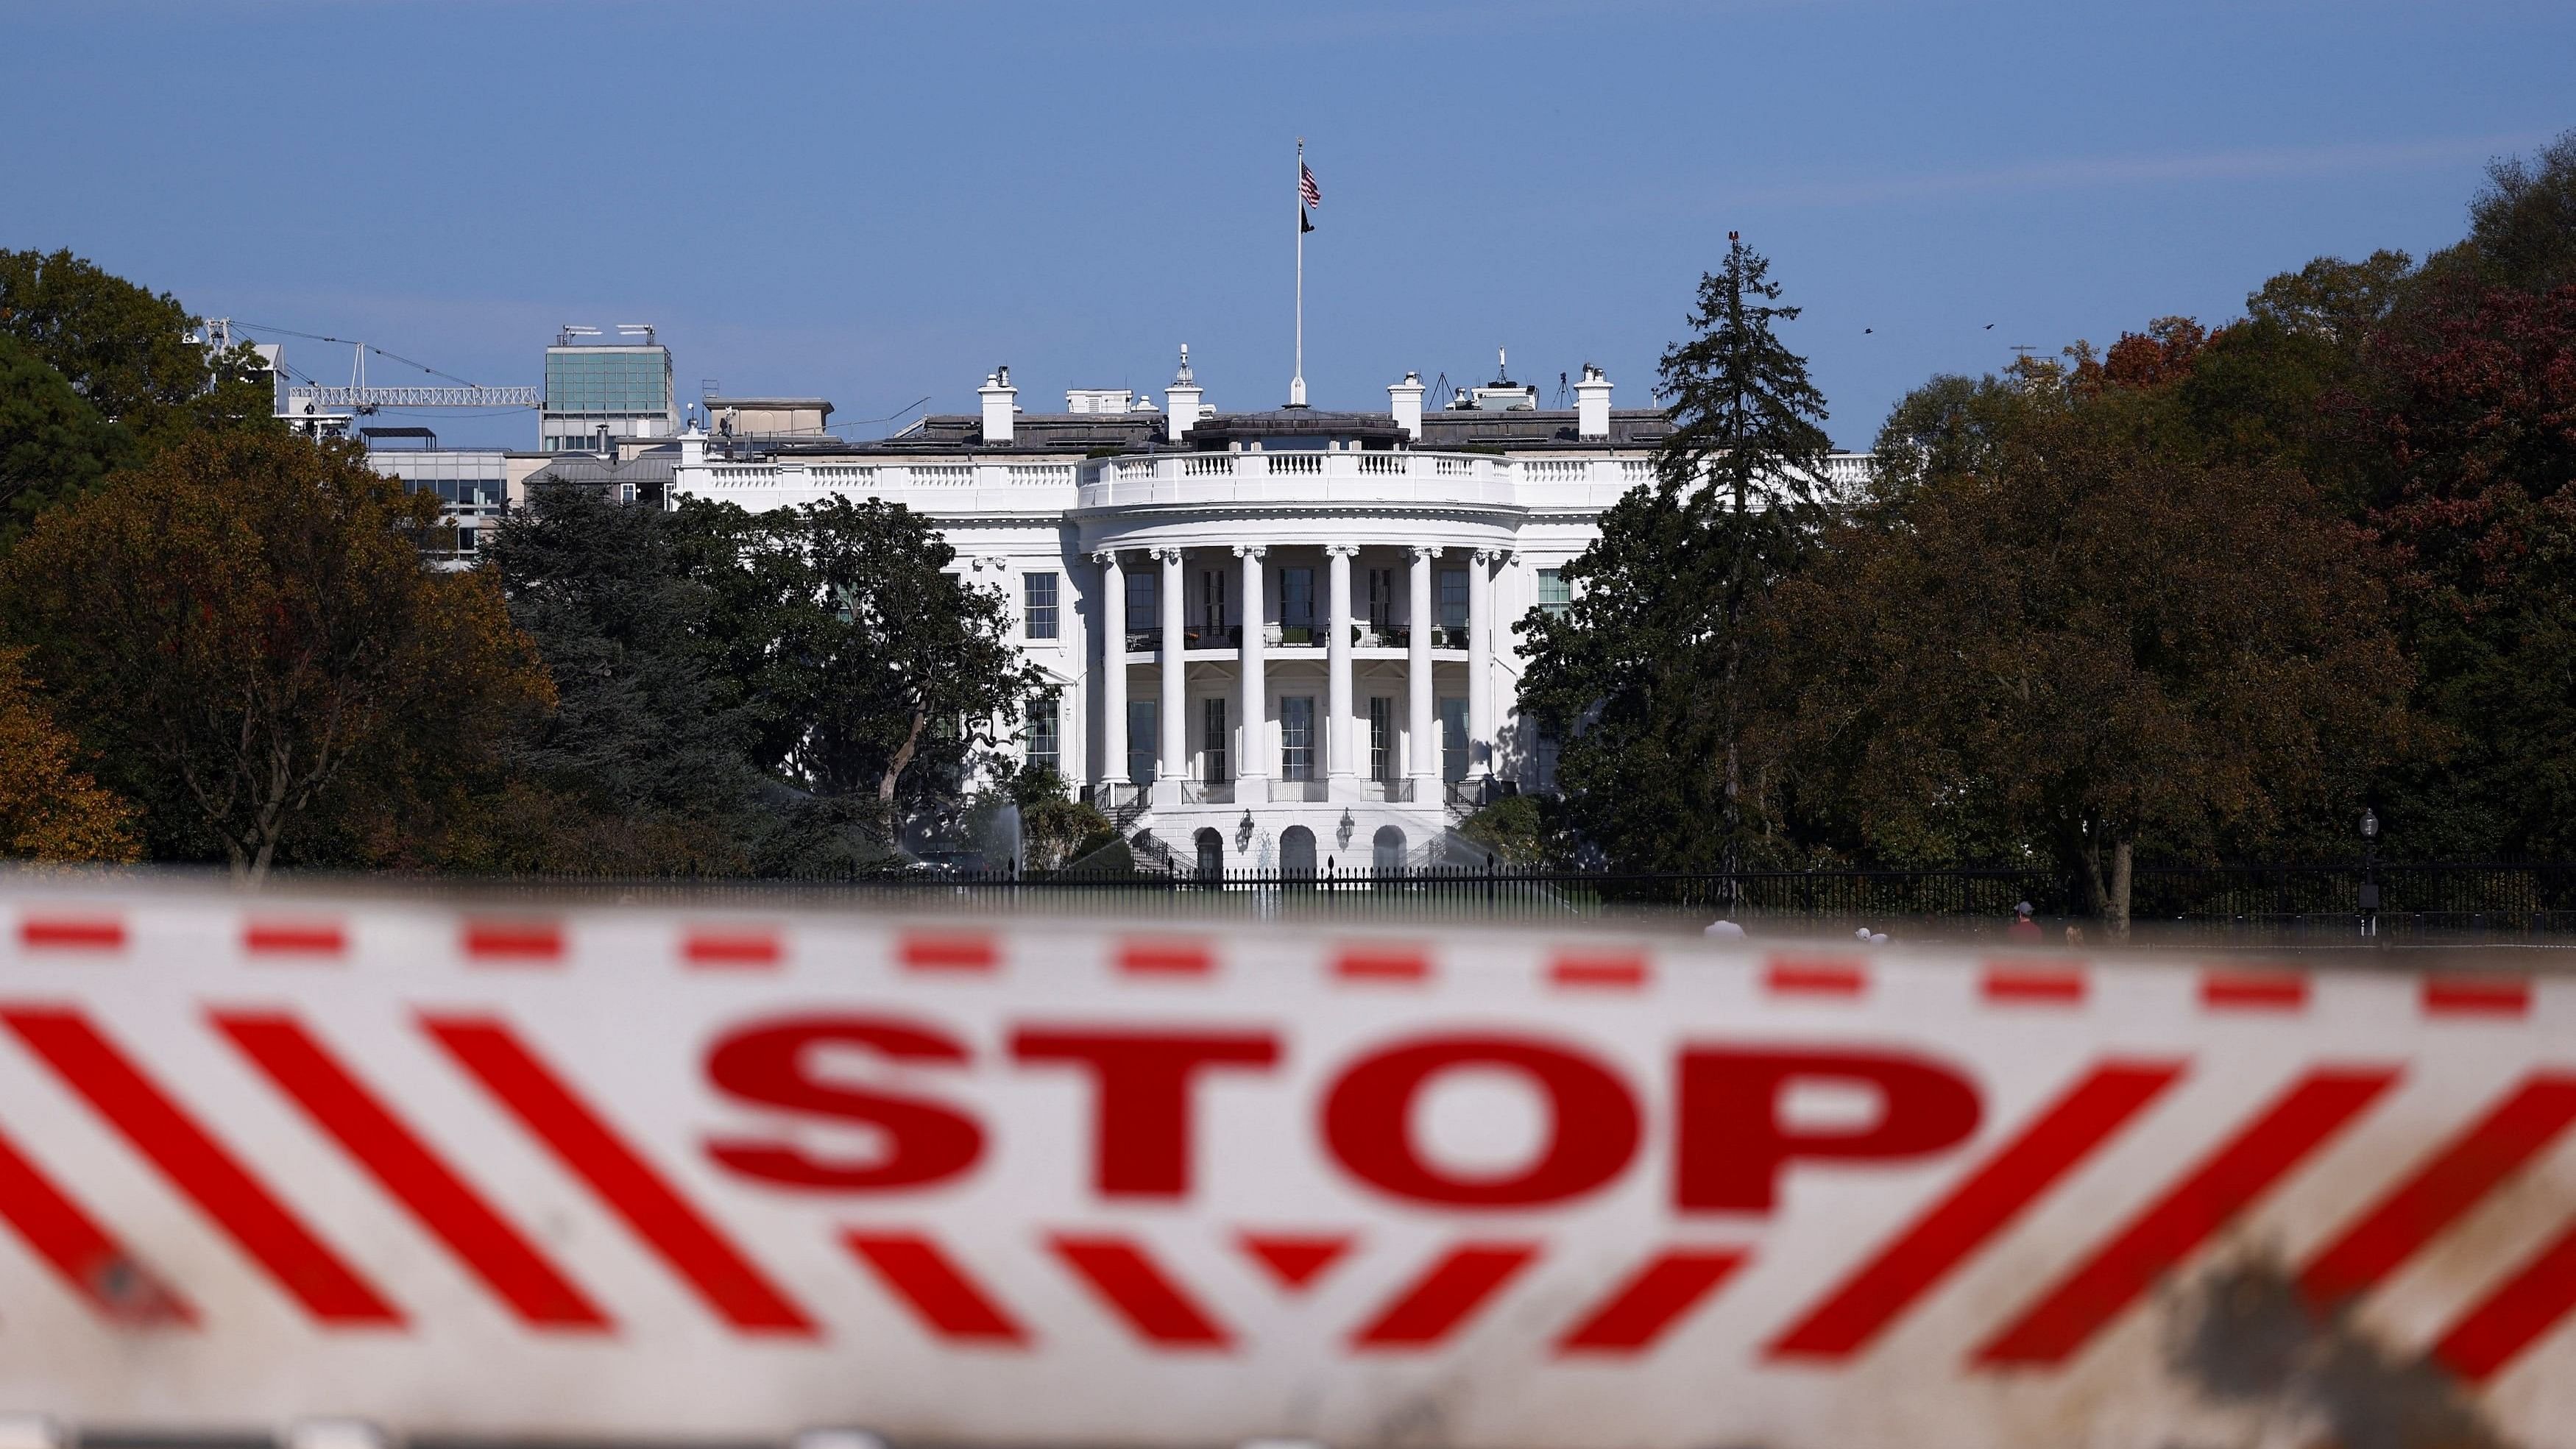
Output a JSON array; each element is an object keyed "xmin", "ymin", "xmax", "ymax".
[
  {"xmin": 0, "ymin": 431, "xmax": 552, "ymax": 879},
  {"xmin": 0, "ymin": 646, "xmax": 138, "ymax": 863}
]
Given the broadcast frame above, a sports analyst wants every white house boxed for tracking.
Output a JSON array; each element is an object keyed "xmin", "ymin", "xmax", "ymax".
[{"xmin": 670, "ymin": 350, "xmax": 1870, "ymax": 875}]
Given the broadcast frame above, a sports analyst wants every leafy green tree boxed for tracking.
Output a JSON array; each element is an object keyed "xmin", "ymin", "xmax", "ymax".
[
  {"xmin": 2456, "ymin": 129, "xmax": 2576, "ymax": 295},
  {"xmin": 480, "ymin": 485, "xmax": 774, "ymax": 872},
  {"xmin": 0, "ymin": 249, "xmax": 271, "ymax": 444},
  {"xmin": 0, "ymin": 431, "xmax": 551, "ymax": 879},
  {"xmin": 707, "ymin": 495, "xmax": 1042, "ymax": 840},
  {"xmin": 0, "ymin": 333, "xmax": 131, "ymax": 548},
  {"xmin": 1011, "ymin": 766, "xmax": 1116, "ymax": 871},
  {"xmin": 1517, "ymin": 234, "xmax": 1832, "ymax": 870}
]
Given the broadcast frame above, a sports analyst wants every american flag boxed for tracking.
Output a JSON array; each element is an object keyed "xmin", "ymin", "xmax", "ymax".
[{"xmin": 1300, "ymin": 161, "xmax": 1321, "ymax": 210}]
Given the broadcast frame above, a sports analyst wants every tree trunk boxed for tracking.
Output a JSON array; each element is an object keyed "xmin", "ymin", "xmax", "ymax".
[
  {"xmin": 2106, "ymin": 837, "xmax": 2134, "ymax": 941},
  {"xmin": 877, "ymin": 707, "xmax": 928, "ymax": 805}
]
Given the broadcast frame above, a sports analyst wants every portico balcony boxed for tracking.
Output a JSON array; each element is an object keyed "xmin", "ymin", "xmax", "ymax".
[{"xmin": 1075, "ymin": 449, "xmax": 1650, "ymax": 513}]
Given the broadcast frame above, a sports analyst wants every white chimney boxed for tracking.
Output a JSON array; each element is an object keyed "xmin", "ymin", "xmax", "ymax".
[
  {"xmin": 1164, "ymin": 344, "xmax": 1203, "ymax": 443},
  {"xmin": 1574, "ymin": 363, "xmax": 1612, "ymax": 439},
  {"xmin": 1389, "ymin": 370, "xmax": 1425, "ymax": 440},
  {"xmin": 979, "ymin": 365, "xmax": 1016, "ymax": 444}
]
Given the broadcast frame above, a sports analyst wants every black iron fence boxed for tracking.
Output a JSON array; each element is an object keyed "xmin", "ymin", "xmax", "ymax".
[{"xmin": 403, "ymin": 862, "xmax": 2576, "ymax": 946}]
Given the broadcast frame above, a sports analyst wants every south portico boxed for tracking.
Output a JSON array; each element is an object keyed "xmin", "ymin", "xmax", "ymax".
[{"xmin": 1083, "ymin": 520, "xmax": 1515, "ymax": 867}]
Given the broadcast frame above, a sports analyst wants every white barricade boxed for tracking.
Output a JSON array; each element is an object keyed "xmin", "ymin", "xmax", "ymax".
[{"xmin": 0, "ymin": 886, "xmax": 2567, "ymax": 1448}]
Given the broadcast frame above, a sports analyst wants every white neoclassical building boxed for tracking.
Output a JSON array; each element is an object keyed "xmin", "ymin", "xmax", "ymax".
[{"xmin": 670, "ymin": 353, "xmax": 1867, "ymax": 874}]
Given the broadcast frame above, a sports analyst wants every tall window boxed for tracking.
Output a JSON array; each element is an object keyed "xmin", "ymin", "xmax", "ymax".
[
  {"xmin": 1367, "ymin": 567, "xmax": 1395, "ymax": 628},
  {"xmin": 1280, "ymin": 567, "xmax": 1315, "ymax": 637},
  {"xmin": 1197, "ymin": 570, "xmax": 1228, "ymax": 631},
  {"xmin": 1128, "ymin": 701, "xmax": 1158, "ymax": 784},
  {"xmin": 1282, "ymin": 697, "xmax": 1314, "ymax": 780},
  {"xmin": 1025, "ymin": 692, "xmax": 1060, "ymax": 773},
  {"xmin": 1438, "ymin": 568, "xmax": 1468, "ymax": 632},
  {"xmin": 1024, "ymin": 572, "xmax": 1058, "ymax": 639},
  {"xmin": 1535, "ymin": 718, "xmax": 1560, "ymax": 793},
  {"xmin": 1536, "ymin": 567, "xmax": 1570, "ymax": 617},
  {"xmin": 1125, "ymin": 570, "xmax": 1156, "ymax": 634},
  {"xmin": 1440, "ymin": 698, "xmax": 1468, "ymax": 782},
  {"xmin": 1369, "ymin": 696, "xmax": 1392, "ymax": 782},
  {"xmin": 1203, "ymin": 697, "xmax": 1228, "ymax": 782}
]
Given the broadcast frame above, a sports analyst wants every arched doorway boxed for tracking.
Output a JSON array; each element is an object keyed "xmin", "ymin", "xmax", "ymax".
[
  {"xmin": 1281, "ymin": 825, "xmax": 1317, "ymax": 879},
  {"xmin": 1372, "ymin": 824, "xmax": 1407, "ymax": 874},
  {"xmin": 1194, "ymin": 828, "xmax": 1224, "ymax": 882}
]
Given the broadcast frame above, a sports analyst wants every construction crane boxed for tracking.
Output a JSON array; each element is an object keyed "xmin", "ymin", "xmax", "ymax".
[{"xmin": 224, "ymin": 322, "xmax": 539, "ymax": 438}]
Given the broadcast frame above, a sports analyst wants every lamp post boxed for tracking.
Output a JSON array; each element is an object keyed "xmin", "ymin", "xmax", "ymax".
[{"xmin": 2360, "ymin": 808, "xmax": 2380, "ymax": 940}]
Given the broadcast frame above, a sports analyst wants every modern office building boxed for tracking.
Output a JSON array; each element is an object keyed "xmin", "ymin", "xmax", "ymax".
[
  {"xmin": 671, "ymin": 351, "xmax": 1869, "ymax": 873},
  {"xmin": 542, "ymin": 325, "xmax": 677, "ymax": 453},
  {"xmin": 358, "ymin": 431, "xmax": 513, "ymax": 568}
]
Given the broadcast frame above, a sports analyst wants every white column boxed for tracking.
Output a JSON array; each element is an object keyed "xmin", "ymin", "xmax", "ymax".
[
  {"xmin": 1468, "ymin": 548, "xmax": 1497, "ymax": 779},
  {"xmin": 1156, "ymin": 547, "xmax": 1186, "ymax": 806},
  {"xmin": 1094, "ymin": 550, "xmax": 1126, "ymax": 791},
  {"xmin": 1235, "ymin": 543, "xmax": 1270, "ymax": 803},
  {"xmin": 1407, "ymin": 545, "xmax": 1436, "ymax": 797},
  {"xmin": 1326, "ymin": 544, "xmax": 1356, "ymax": 798}
]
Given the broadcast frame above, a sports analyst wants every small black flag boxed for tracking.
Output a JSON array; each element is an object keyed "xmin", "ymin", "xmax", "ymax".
[{"xmin": 1301, "ymin": 209, "xmax": 1314, "ymax": 234}]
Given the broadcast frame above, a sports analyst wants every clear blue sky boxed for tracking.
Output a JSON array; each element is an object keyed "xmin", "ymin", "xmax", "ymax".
[{"xmin": 5, "ymin": 1, "xmax": 2569, "ymax": 449}]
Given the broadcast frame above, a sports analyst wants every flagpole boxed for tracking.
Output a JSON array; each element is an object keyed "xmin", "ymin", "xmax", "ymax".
[{"xmin": 1292, "ymin": 137, "xmax": 1306, "ymax": 407}]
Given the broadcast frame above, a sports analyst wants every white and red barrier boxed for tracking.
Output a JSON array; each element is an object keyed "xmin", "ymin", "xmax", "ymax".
[{"xmin": 0, "ymin": 887, "xmax": 2570, "ymax": 1448}]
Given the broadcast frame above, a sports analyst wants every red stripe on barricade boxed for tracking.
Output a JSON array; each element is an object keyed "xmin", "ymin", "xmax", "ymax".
[
  {"xmin": 901, "ymin": 932, "xmax": 997, "ymax": 973},
  {"xmin": 1118, "ymin": 938, "xmax": 1214, "ymax": 977},
  {"xmin": 1972, "ymin": 1066, "xmax": 2397, "ymax": 1368},
  {"xmin": 2201, "ymin": 970, "xmax": 2308, "ymax": 1011},
  {"xmin": 1556, "ymin": 1247, "xmax": 1747, "ymax": 1355},
  {"xmin": 2423, "ymin": 978, "xmax": 2532, "ymax": 1018},
  {"xmin": 242, "ymin": 921, "xmax": 344, "ymax": 957},
  {"xmin": 1048, "ymin": 1235, "xmax": 1232, "ymax": 1349},
  {"xmin": 421, "ymin": 1015, "xmax": 816, "ymax": 1337},
  {"xmin": 2299, "ymin": 1074, "xmax": 2576, "ymax": 1314},
  {"xmin": 215, "ymin": 1012, "xmax": 611, "ymax": 1331},
  {"xmin": 1237, "ymin": 1232, "xmax": 1353, "ymax": 1292},
  {"xmin": 683, "ymin": 929, "xmax": 782, "ymax": 968},
  {"xmin": 0, "ymin": 1123, "xmax": 192, "ymax": 1325},
  {"xmin": 1336, "ymin": 947, "xmax": 1430, "ymax": 983},
  {"xmin": 1350, "ymin": 1242, "xmax": 1539, "ymax": 1350},
  {"xmin": 1549, "ymin": 954, "xmax": 1649, "ymax": 991},
  {"xmin": 18, "ymin": 918, "xmax": 123, "ymax": 952},
  {"xmin": 1, "ymin": 1007, "xmax": 403, "ymax": 1326},
  {"xmin": 463, "ymin": 921, "xmax": 563, "ymax": 965},
  {"xmin": 1981, "ymin": 965, "xmax": 2087, "ymax": 1005},
  {"xmin": 2431, "ymin": 1213, "xmax": 2576, "ymax": 1382},
  {"xmin": 844, "ymin": 1231, "xmax": 1028, "ymax": 1345},
  {"xmin": 1768, "ymin": 1060, "xmax": 2184, "ymax": 1364},
  {"xmin": 1765, "ymin": 959, "xmax": 1866, "ymax": 999}
]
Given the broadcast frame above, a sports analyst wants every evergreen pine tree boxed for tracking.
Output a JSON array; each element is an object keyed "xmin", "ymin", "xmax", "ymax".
[{"xmin": 1518, "ymin": 234, "xmax": 1832, "ymax": 871}]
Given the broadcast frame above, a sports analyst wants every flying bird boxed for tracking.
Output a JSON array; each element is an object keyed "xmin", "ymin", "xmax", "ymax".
[
  {"xmin": 1984, "ymin": 323, "xmax": 1995, "ymax": 330},
  {"xmin": 1864, "ymin": 327, "xmax": 1873, "ymax": 334}
]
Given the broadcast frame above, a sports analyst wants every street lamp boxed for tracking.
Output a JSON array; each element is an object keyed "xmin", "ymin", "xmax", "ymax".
[{"xmin": 2360, "ymin": 808, "xmax": 2381, "ymax": 938}]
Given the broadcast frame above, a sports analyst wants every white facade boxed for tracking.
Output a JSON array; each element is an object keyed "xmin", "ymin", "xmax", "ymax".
[{"xmin": 670, "ymin": 358, "xmax": 1870, "ymax": 872}]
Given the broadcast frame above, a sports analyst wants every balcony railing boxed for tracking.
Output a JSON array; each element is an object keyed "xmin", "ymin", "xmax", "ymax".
[
  {"xmin": 1123, "ymin": 630, "xmax": 1158, "ymax": 653},
  {"xmin": 1183, "ymin": 779, "xmax": 1236, "ymax": 805}
]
